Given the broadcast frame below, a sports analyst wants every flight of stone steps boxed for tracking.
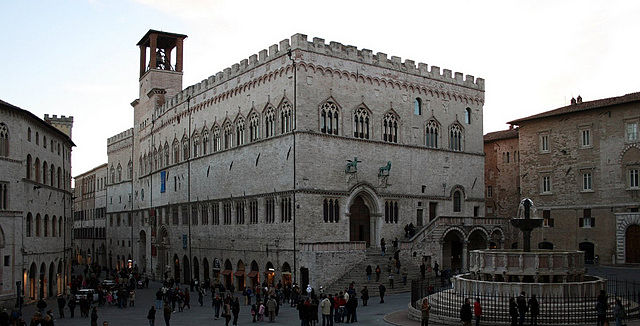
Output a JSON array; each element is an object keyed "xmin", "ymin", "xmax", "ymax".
[{"xmin": 324, "ymin": 247, "xmax": 435, "ymax": 298}]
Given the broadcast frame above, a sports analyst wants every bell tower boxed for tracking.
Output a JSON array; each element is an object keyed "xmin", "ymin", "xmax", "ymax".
[{"xmin": 134, "ymin": 30, "xmax": 188, "ymax": 119}]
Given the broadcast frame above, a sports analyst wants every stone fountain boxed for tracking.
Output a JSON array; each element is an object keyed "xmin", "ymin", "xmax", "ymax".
[{"xmin": 409, "ymin": 198, "xmax": 612, "ymax": 325}]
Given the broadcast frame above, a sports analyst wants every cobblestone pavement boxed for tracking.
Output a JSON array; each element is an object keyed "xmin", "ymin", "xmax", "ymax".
[{"xmin": 17, "ymin": 280, "xmax": 410, "ymax": 325}]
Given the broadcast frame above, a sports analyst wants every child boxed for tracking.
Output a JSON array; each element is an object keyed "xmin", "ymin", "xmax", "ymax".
[{"xmin": 258, "ymin": 301, "xmax": 265, "ymax": 321}]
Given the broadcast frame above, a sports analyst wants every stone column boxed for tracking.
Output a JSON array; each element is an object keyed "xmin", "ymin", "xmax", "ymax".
[{"xmin": 462, "ymin": 240, "xmax": 468, "ymax": 271}]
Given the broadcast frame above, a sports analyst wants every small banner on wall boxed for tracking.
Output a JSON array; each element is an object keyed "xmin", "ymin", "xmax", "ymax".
[{"xmin": 182, "ymin": 234, "xmax": 188, "ymax": 249}]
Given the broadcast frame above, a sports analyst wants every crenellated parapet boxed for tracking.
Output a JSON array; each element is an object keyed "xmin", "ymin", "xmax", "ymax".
[
  {"xmin": 153, "ymin": 33, "xmax": 484, "ymax": 116},
  {"xmin": 107, "ymin": 128, "xmax": 133, "ymax": 147}
]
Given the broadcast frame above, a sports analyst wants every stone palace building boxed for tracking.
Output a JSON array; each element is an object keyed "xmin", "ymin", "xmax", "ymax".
[
  {"xmin": 0, "ymin": 100, "xmax": 74, "ymax": 305},
  {"xmin": 103, "ymin": 30, "xmax": 504, "ymax": 290},
  {"xmin": 73, "ymin": 164, "xmax": 108, "ymax": 267}
]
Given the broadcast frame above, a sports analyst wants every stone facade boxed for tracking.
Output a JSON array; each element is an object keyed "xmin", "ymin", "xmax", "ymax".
[
  {"xmin": 0, "ymin": 100, "xmax": 73, "ymax": 305},
  {"xmin": 72, "ymin": 164, "xmax": 107, "ymax": 266},
  {"xmin": 510, "ymin": 93, "xmax": 640, "ymax": 264},
  {"xmin": 103, "ymin": 30, "xmax": 494, "ymax": 290}
]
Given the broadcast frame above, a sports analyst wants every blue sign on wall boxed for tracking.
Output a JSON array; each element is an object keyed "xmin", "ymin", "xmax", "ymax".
[
  {"xmin": 160, "ymin": 171, "xmax": 166, "ymax": 193},
  {"xmin": 182, "ymin": 234, "xmax": 188, "ymax": 249}
]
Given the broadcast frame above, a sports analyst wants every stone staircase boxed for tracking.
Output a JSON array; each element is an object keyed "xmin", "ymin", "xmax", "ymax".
[{"xmin": 325, "ymin": 247, "xmax": 434, "ymax": 297}]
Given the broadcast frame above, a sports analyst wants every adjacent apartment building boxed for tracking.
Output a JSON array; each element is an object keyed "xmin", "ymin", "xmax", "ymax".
[
  {"xmin": 73, "ymin": 164, "xmax": 108, "ymax": 267},
  {"xmin": 508, "ymin": 93, "xmax": 640, "ymax": 264}
]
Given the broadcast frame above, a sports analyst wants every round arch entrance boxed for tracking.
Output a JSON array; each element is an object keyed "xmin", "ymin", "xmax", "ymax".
[
  {"xmin": 626, "ymin": 225, "xmax": 640, "ymax": 263},
  {"xmin": 442, "ymin": 229, "xmax": 464, "ymax": 271}
]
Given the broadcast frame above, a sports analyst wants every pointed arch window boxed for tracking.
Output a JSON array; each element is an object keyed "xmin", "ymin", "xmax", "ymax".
[
  {"xmin": 50, "ymin": 164, "xmax": 55, "ymax": 186},
  {"xmin": 164, "ymin": 142, "xmax": 170, "ymax": 166},
  {"xmin": 426, "ymin": 120, "xmax": 440, "ymax": 148},
  {"xmin": 110, "ymin": 165, "xmax": 115, "ymax": 184},
  {"xmin": 449, "ymin": 124, "xmax": 463, "ymax": 151},
  {"xmin": 249, "ymin": 113, "xmax": 260, "ymax": 142},
  {"xmin": 57, "ymin": 167, "xmax": 61, "ymax": 187},
  {"xmin": 142, "ymin": 154, "xmax": 148, "ymax": 174},
  {"xmin": 264, "ymin": 106, "xmax": 276, "ymax": 137},
  {"xmin": 212, "ymin": 125, "xmax": 221, "ymax": 152},
  {"xmin": 320, "ymin": 101, "xmax": 339, "ymax": 135},
  {"xmin": 35, "ymin": 214, "xmax": 41, "ymax": 237},
  {"xmin": 127, "ymin": 160, "xmax": 133, "ymax": 179},
  {"xmin": 236, "ymin": 118, "xmax": 245, "ymax": 146},
  {"xmin": 26, "ymin": 154, "xmax": 32, "ymax": 179},
  {"xmin": 34, "ymin": 158, "xmax": 40, "ymax": 183},
  {"xmin": 51, "ymin": 216, "xmax": 57, "ymax": 237},
  {"xmin": 44, "ymin": 215, "xmax": 49, "ymax": 237},
  {"xmin": 42, "ymin": 161, "xmax": 48, "ymax": 185},
  {"xmin": 27, "ymin": 127, "xmax": 31, "ymax": 142},
  {"xmin": 117, "ymin": 164, "xmax": 122, "ymax": 182},
  {"xmin": 153, "ymin": 147, "xmax": 159, "ymax": 169},
  {"xmin": 223, "ymin": 122, "xmax": 233, "ymax": 149},
  {"xmin": 172, "ymin": 139, "xmax": 180, "ymax": 163},
  {"xmin": 280, "ymin": 101, "xmax": 294, "ymax": 133},
  {"xmin": 383, "ymin": 112, "xmax": 398, "ymax": 143},
  {"xmin": 465, "ymin": 108, "xmax": 472, "ymax": 124},
  {"xmin": 26, "ymin": 213, "xmax": 33, "ymax": 237},
  {"xmin": 353, "ymin": 107, "xmax": 370, "ymax": 139},
  {"xmin": 453, "ymin": 190, "xmax": 462, "ymax": 212},
  {"xmin": 0, "ymin": 123, "xmax": 8, "ymax": 157},
  {"xmin": 202, "ymin": 129, "xmax": 209, "ymax": 155},
  {"xmin": 192, "ymin": 131, "xmax": 200, "ymax": 158},
  {"xmin": 414, "ymin": 98, "xmax": 422, "ymax": 115},
  {"xmin": 182, "ymin": 135, "xmax": 190, "ymax": 161}
]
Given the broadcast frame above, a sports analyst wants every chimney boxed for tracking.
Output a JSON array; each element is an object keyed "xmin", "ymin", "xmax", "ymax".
[
  {"xmin": 571, "ymin": 97, "xmax": 576, "ymax": 105},
  {"xmin": 576, "ymin": 95, "xmax": 582, "ymax": 103}
]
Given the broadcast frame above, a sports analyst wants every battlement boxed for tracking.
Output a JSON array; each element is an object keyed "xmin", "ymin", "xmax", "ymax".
[
  {"xmin": 44, "ymin": 114, "xmax": 74, "ymax": 124},
  {"xmin": 158, "ymin": 33, "xmax": 484, "ymax": 112},
  {"xmin": 107, "ymin": 128, "xmax": 134, "ymax": 146}
]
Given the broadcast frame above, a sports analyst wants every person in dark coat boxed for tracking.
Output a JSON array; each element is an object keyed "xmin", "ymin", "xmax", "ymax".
[
  {"xmin": 378, "ymin": 283, "xmax": 386, "ymax": 303},
  {"xmin": 509, "ymin": 297, "xmax": 518, "ymax": 326},
  {"xmin": 147, "ymin": 306, "xmax": 156, "ymax": 326},
  {"xmin": 57, "ymin": 295, "xmax": 66, "ymax": 318},
  {"xmin": 212, "ymin": 293, "xmax": 222, "ymax": 319},
  {"xmin": 365, "ymin": 265, "xmax": 372, "ymax": 282},
  {"xmin": 36, "ymin": 299, "xmax": 47, "ymax": 314},
  {"xmin": 528, "ymin": 294, "xmax": 539, "ymax": 326},
  {"xmin": 163, "ymin": 303, "xmax": 171, "ymax": 326},
  {"xmin": 231, "ymin": 298, "xmax": 240, "ymax": 326},
  {"xmin": 374, "ymin": 265, "xmax": 381, "ymax": 282},
  {"xmin": 90, "ymin": 307, "xmax": 98, "ymax": 326},
  {"xmin": 68, "ymin": 297, "xmax": 76, "ymax": 318},
  {"xmin": 360, "ymin": 286, "xmax": 369, "ymax": 307},
  {"xmin": 460, "ymin": 298, "xmax": 472, "ymax": 326},
  {"xmin": 516, "ymin": 292, "xmax": 528, "ymax": 326}
]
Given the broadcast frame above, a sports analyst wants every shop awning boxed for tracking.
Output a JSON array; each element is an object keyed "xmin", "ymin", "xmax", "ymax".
[
  {"xmin": 281, "ymin": 272, "xmax": 291, "ymax": 275},
  {"xmin": 220, "ymin": 269, "xmax": 232, "ymax": 276},
  {"xmin": 234, "ymin": 271, "xmax": 245, "ymax": 277},
  {"xmin": 247, "ymin": 271, "xmax": 258, "ymax": 278}
]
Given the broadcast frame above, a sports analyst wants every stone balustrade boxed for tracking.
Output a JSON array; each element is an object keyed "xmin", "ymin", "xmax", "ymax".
[
  {"xmin": 452, "ymin": 274, "xmax": 606, "ymax": 297},
  {"xmin": 300, "ymin": 241, "xmax": 366, "ymax": 252},
  {"xmin": 469, "ymin": 249, "xmax": 585, "ymax": 279}
]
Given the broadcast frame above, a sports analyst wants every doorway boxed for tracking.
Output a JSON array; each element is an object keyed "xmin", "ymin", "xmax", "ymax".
[
  {"xmin": 626, "ymin": 225, "xmax": 640, "ymax": 263},
  {"xmin": 429, "ymin": 202, "xmax": 437, "ymax": 222},
  {"xmin": 579, "ymin": 242, "xmax": 595, "ymax": 264},
  {"xmin": 349, "ymin": 196, "xmax": 371, "ymax": 246}
]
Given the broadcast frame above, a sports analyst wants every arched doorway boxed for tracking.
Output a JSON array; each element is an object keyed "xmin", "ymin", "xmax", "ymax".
[
  {"xmin": 626, "ymin": 225, "xmax": 640, "ymax": 263},
  {"xmin": 223, "ymin": 259, "xmax": 233, "ymax": 289},
  {"xmin": 173, "ymin": 255, "xmax": 180, "ymax": 283},
  {"xmin": 249, "ymin": 260, "xmax": 259, "ymax": 287},
  {"xmin": 28, "ymin": 263, "xmax": 37, "ymax": 299},
  {"xmin": 158, "ymin": 228, "xmax": 170, "ymax": 280},
  {"xmin": 48, "ymin": 262, "xmax": 55, "ymax": 298},
  {"xmin": 349, "ymin": 196, "xmax": 371, "ymax": 246},
  {"xmin": 467, "ymin": 229, "xmax": 488, "ymax": 251},
  {"xmin": 139, "ymin": 230, "xmax": 147, "ymax": 272},
  {"xmin": 193, "ymin": 257, "xmax": 200, "ymax": 282},
  {"xmin": 57, "ymin": 262, "xmax": 63, "ymax": 295},
  {"xmin": 442, "ymin": 229, "xmax": 464, "ymax": 271},
  {"xmin": 235, "ymin": 260, "xmax": 245, "ymax": 290},
  {"xmin": 39, "ymin": 263, "xmax": 46, "ymax": 299},
  {"xmin": 265, "ymin": 262, "xmax": 275, "ymax": 286},
  {"xmin": 281, "ymin": 262, "xmax": 292, "ymax": 286},
  {"xmin": 202, "ymin": 258, "xmax": 210, "ymax": 282},
  {"xmin": 183, "ymin": 255, "xmax": 191, "ymax": 284},
  {"xmin": 579, "ymin": 242, "xmax": 595, "ymax": 264}
]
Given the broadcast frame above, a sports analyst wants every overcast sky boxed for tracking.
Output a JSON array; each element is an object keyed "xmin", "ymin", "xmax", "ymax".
[{"xmin": 1, "ymin": 0, "xmax": 639, "ymax": 176}]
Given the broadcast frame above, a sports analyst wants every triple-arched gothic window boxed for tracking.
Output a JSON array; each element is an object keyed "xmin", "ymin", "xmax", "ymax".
[
  {"xmin": 110, "ymin": 165, "xmax": 115, "ymax": 184},
  {"xmin": 320, "ymin": 101, "xmax": 339, "ymax": 135},
  {"xmin": 182, "ymin": 135, "xmax": 189, "ymax": 161},
  {"xmin": 280, "ymin": 101, "xmax": 294, "ymax": 133},
  {"xmin": 164, "ymin": 142, "xmax": 170, "ymax": 167},
  {"xmin": 202, "ymin": 129, "xmax": 209, "ymax": 155},
  {"xmin": 128, "ymin": 160, "xmax": 133, "ymax": 179},
  {"xmin": 212, "ymin": 125, "xmax": 221, "ymax": 152},
  {"xmin": 264, "ymin": 106, "xmax": 276, "ymax": 138},
  {"xmin": 236, "ymin": 117, "xmax": 245, "ymax": 146},
  {"xmin": 383, "ymin": 112, "xmax": 398, "ymax": 143},
  {"xmin": 223, "ymin": 122, "xmax": 233, "ymax": 149},
  {"xmin": 153, "ymin": 146, "xmax": 159, "ymax": 169},
  {"xmin": 426, "ymin": 120, "xmax": 440, "ymax": 148},
  {"xmin": 192, "ymin": 131, "xmax": 199, "ymax": 158},
  {"xmin": 353, "ymin": 107, "xmax": 370, "ymax": 139},
  {"xmin": 449, "ymin": 124, "xmax": 463, "ymax": 151},
  {"xmin": 249, "ymin": 113, "xmax": 260, "ymax": 142},
  {"xmin": 172, "ymin": 139, "xmax": 180, "ymax": 164},
  {"xmin": 116, "ymin": 164, "xmax": 122, "ymax": 182}
]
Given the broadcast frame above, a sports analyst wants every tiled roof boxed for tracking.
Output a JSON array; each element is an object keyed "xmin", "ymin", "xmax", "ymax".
[
  {"xmin": 484, "ymin": 128, "xmax": 518, "ymax": 142},
  {"xmin": 508, "ymin": 92, "xmax": 640, "ymax": 125},
  {"xmin": 0, "ymin": 99, "xmax": 75, "ymax": 146}
]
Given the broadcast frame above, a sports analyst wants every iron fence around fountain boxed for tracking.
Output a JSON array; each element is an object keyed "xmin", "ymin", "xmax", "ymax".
[{"xmin": 412, "ymin": 278, "xmax": 640, "ymax": 325}]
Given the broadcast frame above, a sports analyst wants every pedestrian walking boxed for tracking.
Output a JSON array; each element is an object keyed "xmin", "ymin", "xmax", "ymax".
[
  {"xmin": 198, "ymin": 288, "xmax": 203, "ymax": 307},
  {"xmin": 223, "ymin": 298, "xmax": 232, "ymax": 326},
  {"xmin": 401, "ymin": 266, "xmax": 408, "ymax": 285},
  {"xmin": 213, "ymin": 293, "xmax": 222, "ymax": 319},
  {"xmin": 320, "ymin": 295, "xmax": 331, "ymax": 326},
  {"xmin": 473, "ymin": 298, "xmax": 482, "ymax": 326},
  {"xmin": 232, "ymin": 297, "xmax": 240, "ymax": 325},
  {"xmin": 421, "ymin": 298, "xmax": 430, "ymax": 326},
  {"xmin": 596, "ymin": 290, "xmax": 608, "ymax": 326},
  {"xmin": 380, "ymin": 238, "xmax": 386, "ymax": 256},
  {"xmin": 528, "ymin": 294, "xmax": 539, "ymax": 326},
  {"xmin": 37, "ymin": 298, "xmax": 47, "ymax": 314},
  {"xmin": 266, "ymin": 296, "xmax": 277, "ymax": 323},
  {"xmin": 614, "ymin": 298, "xmax": 626, "ymax": 326},
  {"xmin": 360, "ymin": 286, "xmax": 369, "ymax": 307},
  {"xmin": 460, "ymin": 298, "xmax": 472, "ymax": 326},
  {"xmin": 163, "ymin": 304, "xmax": 171, "ymax": 326},
  {"xmin": 57, "ymin": 294, "xmax": 66, "ymax": 319},
  {"xmin": 147, "ymin": 306, "xmax": 156, "ymax": 326},
  {"xmin": 365, "ymin": 265, "xmax": 372, "ymax": 282},
  {"xmin": 388, "ymin": 273, "xmax": 394, "ymax": 289},
  {"xmin": 374, "ymin": 265, "xmax": 381, "ymax": 282},
  {"xmin": 509, "ymin": 297, "xmax": 518, "ymax": 326},
  {"xmin": 378, "ymin": 283, "xmax": 386, "ymax": 303},
  {"xmin": 517, "ymin": 292, "xmax": 528, "ymax": 326},
  {"xmin": 68, "ymin": 297, "xmax": 76, "ymax": 318},
  {"xmin": 155, "ymin": 289, "xmax": 163, "ymax": 310},
  {"xmin": 90, "ymin": 307, "xmax": 98, "ymax": 326}
]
